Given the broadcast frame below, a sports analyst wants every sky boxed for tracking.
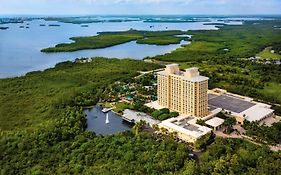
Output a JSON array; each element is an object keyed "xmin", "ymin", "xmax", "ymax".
[{"xmin": 0, "ymin": 0, "xmax": 281, "ymax": 15}]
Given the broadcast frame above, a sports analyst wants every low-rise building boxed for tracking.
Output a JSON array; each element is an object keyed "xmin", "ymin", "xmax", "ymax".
[
  {"xmin": 208, "ymin": 89, "xmax": 274, "ymax": 124},
  {"xmin": 158, "ymin": 116, "xmax": 212, "ymax": 143},
  {"xmin": 205, "ymin": 117, "xmax": 225, "ymax": 130},
  {"xmin": 122, "ymin": 109, "xmax": 160, "ymax": 127}
]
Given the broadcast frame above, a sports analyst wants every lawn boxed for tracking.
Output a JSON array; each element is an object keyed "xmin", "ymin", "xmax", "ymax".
[
  {"xmin": 258, "ymin": 83, "xmax": 281, "ymax": 104},
  {"xmin": 256, "ymin": 47, "xmax": 281, "ymax": 60},
  {"xmin": 113, "ymin": 102, "xmax": 134, "ymax": 113}
]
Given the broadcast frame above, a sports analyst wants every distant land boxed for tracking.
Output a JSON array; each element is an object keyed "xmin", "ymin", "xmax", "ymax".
[{"xmin": 1, "ymin": 15, "xmax": 281, "ymax": 25}]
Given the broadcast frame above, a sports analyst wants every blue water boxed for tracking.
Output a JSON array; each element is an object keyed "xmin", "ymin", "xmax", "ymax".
[
  {"xmin": 84, "ymin": 105, "xmax": 132, "ymax": 135},
  {"xmin": 0, "ymin": 17, "xmax": 242, "ymax": 78}
]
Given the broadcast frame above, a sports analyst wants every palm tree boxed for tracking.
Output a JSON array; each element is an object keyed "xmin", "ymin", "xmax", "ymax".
[
  {"xmin": 152, "ymin": 124, "xmax": 159, "ymax": 131},
  {"xmin": 160, "ymin": 127, "xmax": 169, "ymax": 135},
  {"xmin": 132, "ymin": 123, "xmax": 141, "ymax": 137},
  {"xmin": 132, "ymin": 120, "xmax": 146, "ymax": 137},
  {"xmin": 170, "ymin": 131, "xmax": 178, "ymax": 140},
  {"xmin": 223, "ymin": 117, "xmax": 236, "ymax": 134}
]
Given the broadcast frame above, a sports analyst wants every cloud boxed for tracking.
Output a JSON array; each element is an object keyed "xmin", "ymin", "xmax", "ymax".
[{"xmin": 0, "ymin": 0, "xmax": 280, "ymax": 15}]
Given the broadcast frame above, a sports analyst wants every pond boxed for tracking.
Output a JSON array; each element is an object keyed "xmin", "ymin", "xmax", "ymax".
[{"xmin": 84, "ymin": 105, "xmax": 132, "ymax": 135}]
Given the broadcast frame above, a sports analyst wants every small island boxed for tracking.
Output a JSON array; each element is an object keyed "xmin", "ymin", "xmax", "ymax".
[
  {"xmin": 203, "ymin": 22, "xmax": 227, "ymax": 26},
  {"xmin": 0, "ymin": 27, "xmax": 9, "ymax": 30},
  {"xmin": 44, "ymin": 17, "xmax": 139, "ymax": 24},
  {"xmin": 41, "ymin": 30, "xmax": 189, "ymax": 52},
  {"xmin": 48, "ymin": 24, "xmax": 60, "ymax": 27}
]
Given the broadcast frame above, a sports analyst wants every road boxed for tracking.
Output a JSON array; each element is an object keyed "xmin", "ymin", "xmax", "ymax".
[
  {"xmin": 135, "ymin": 68, "xmax": 165, "ymax": 78},
  {"xmin": 214, "ymin": 128, "xmax": 281, "ymax": 152}
]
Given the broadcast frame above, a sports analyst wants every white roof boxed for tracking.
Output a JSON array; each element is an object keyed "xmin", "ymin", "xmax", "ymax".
[
  {"xmin": 205, "ymin": 117, "xmax": 225, "ymax": 128},
  {"xmin": 157, "ymin": 71, "xmax": 169, "ymax": 76},
  {"xmin": 123, "ymin": 109, "xmax": 160, "ymax": 126},
  {"xmin": 166, "ymin": 64, "xmax": 179, "ymax": 67},
  {"xmin": 158, "ymin": 69, "xmax": 208, "ymax": 83},
  {"xmin": 185, "ymin": 67, "xmax": 198, "ymax": 71},
  {"xmin": 240, "ymin": 105, "xmax": 274, "ymax": 122},
  {"xmin": 183, "ymin": 76, "xmax": 209, "ymax": 82},
  {"xmin": 160, "ymin": 117, "xmax": 212, "ymax": 139},
  {"xmin": 145, "ymin": 101, "xmax": 165, "ymax": 110}
]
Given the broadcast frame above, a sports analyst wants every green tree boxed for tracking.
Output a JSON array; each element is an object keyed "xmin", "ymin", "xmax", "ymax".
[
  {"xmin": 182, "ymin": 161, "xmax": 199, "ymax": 175},
  {"xmin": 223, "ymin": 117, "xmax": 236, "ymax": 134},
  {"xmin": 132, "ymin": 120, "xmax": 146, "ymax": 137}
]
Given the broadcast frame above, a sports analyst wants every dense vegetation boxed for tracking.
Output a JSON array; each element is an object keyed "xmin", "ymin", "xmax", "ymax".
[
  {"xmin": 0, "ymin": 106, "xmax": 191, "ymax": 175},
  {"xmin": 0, "ymin": 58, "xmax": 161, "ymax": 130},
  {"xmin": 0, "ymin": 58, "xmax": 191, "ymax": 174},
  {"xmin": 1, "ymin": 106, "xmax": 280, "ymax": 174},
  {"xmin": 151, "ymin": 108, "xmax": 179, "ymax": 121},
  {"xmin": 41, "ymin": 30, "xmax": 187, "ymax": 52},
  {"xmin": 41, "ymin": 32, "xmax": 143, "ymax": 52},
  {"xmin": 243, "ymin": 121, "xmax": 281, "ymax": 145},
  {"xmin": 137, "ymin": 36, "xmax": 188, "ymax": 45},
  {"xmin": 154, "ymin": 20, "xmax": 281, "ymax": 62},
  {"xmin": 177, "ymin": 138, "xmax": 281, "ymax": 175}
]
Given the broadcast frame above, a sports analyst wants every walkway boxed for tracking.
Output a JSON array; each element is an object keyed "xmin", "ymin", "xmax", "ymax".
[
  {"xmin": 214, "ymin": 126, "xmax": 281, "ymax": 152},
  {"xmin": 135, "ymin": 68, "xmax": 165, "ymax": 78},
  {"xmin": 122, "ymin": 109, "xmax": 160, "ymax": 127}
]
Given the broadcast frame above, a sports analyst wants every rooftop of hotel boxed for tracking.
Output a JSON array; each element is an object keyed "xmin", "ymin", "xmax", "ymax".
[
  {"xmin": 166, "ymin": 63, "xmax": 179, "ymax": 67},
  {"xmin": 183, "ymin": 76, "xmax": 209, "ymax": 82},
  {"xmin": 158, "ymin": 64, "xmax": 208, "ymax": 82},
  {"xmin": 185, "ymin": 67, "xmax": 199, "ymax": 71}
]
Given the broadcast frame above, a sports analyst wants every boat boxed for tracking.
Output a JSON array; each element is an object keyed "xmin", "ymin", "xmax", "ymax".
[
  {"xmin": 105, "ymin": 113, "xmax": 110, "ymax": 124},
  {"xmin": 102, "ymin": 107, "xmax": 113, "ymax": 113}
]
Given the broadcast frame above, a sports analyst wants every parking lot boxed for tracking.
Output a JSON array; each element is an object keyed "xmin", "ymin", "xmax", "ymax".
[{"xmin": 208, "ymin": 94, "xmax": 255, "ymax": 113}]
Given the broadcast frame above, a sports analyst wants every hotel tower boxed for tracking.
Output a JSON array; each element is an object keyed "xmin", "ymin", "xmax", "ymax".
[{"xmin": 157, "ymin": 64, "xmax": 209, "ymax": 117}]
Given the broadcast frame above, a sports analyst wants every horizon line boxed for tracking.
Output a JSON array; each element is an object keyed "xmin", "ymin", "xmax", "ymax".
[{"xmin": 1, "ymin": 14, "xmax": 281, "ymax": 17}]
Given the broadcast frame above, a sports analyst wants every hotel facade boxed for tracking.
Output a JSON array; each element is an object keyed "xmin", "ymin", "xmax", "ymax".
[{"xmin": 157, "ymin": 64, "xmax": 209, "ymax": 118}]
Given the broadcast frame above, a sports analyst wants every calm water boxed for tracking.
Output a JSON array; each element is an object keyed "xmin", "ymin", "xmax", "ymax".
[
  {"xmin": 0, "ymin": 18, "xmax": 242, "ymax": 78},
  {"xmin": 84, "ymin": 105, "xmax": 132, "ymax": 135}
]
